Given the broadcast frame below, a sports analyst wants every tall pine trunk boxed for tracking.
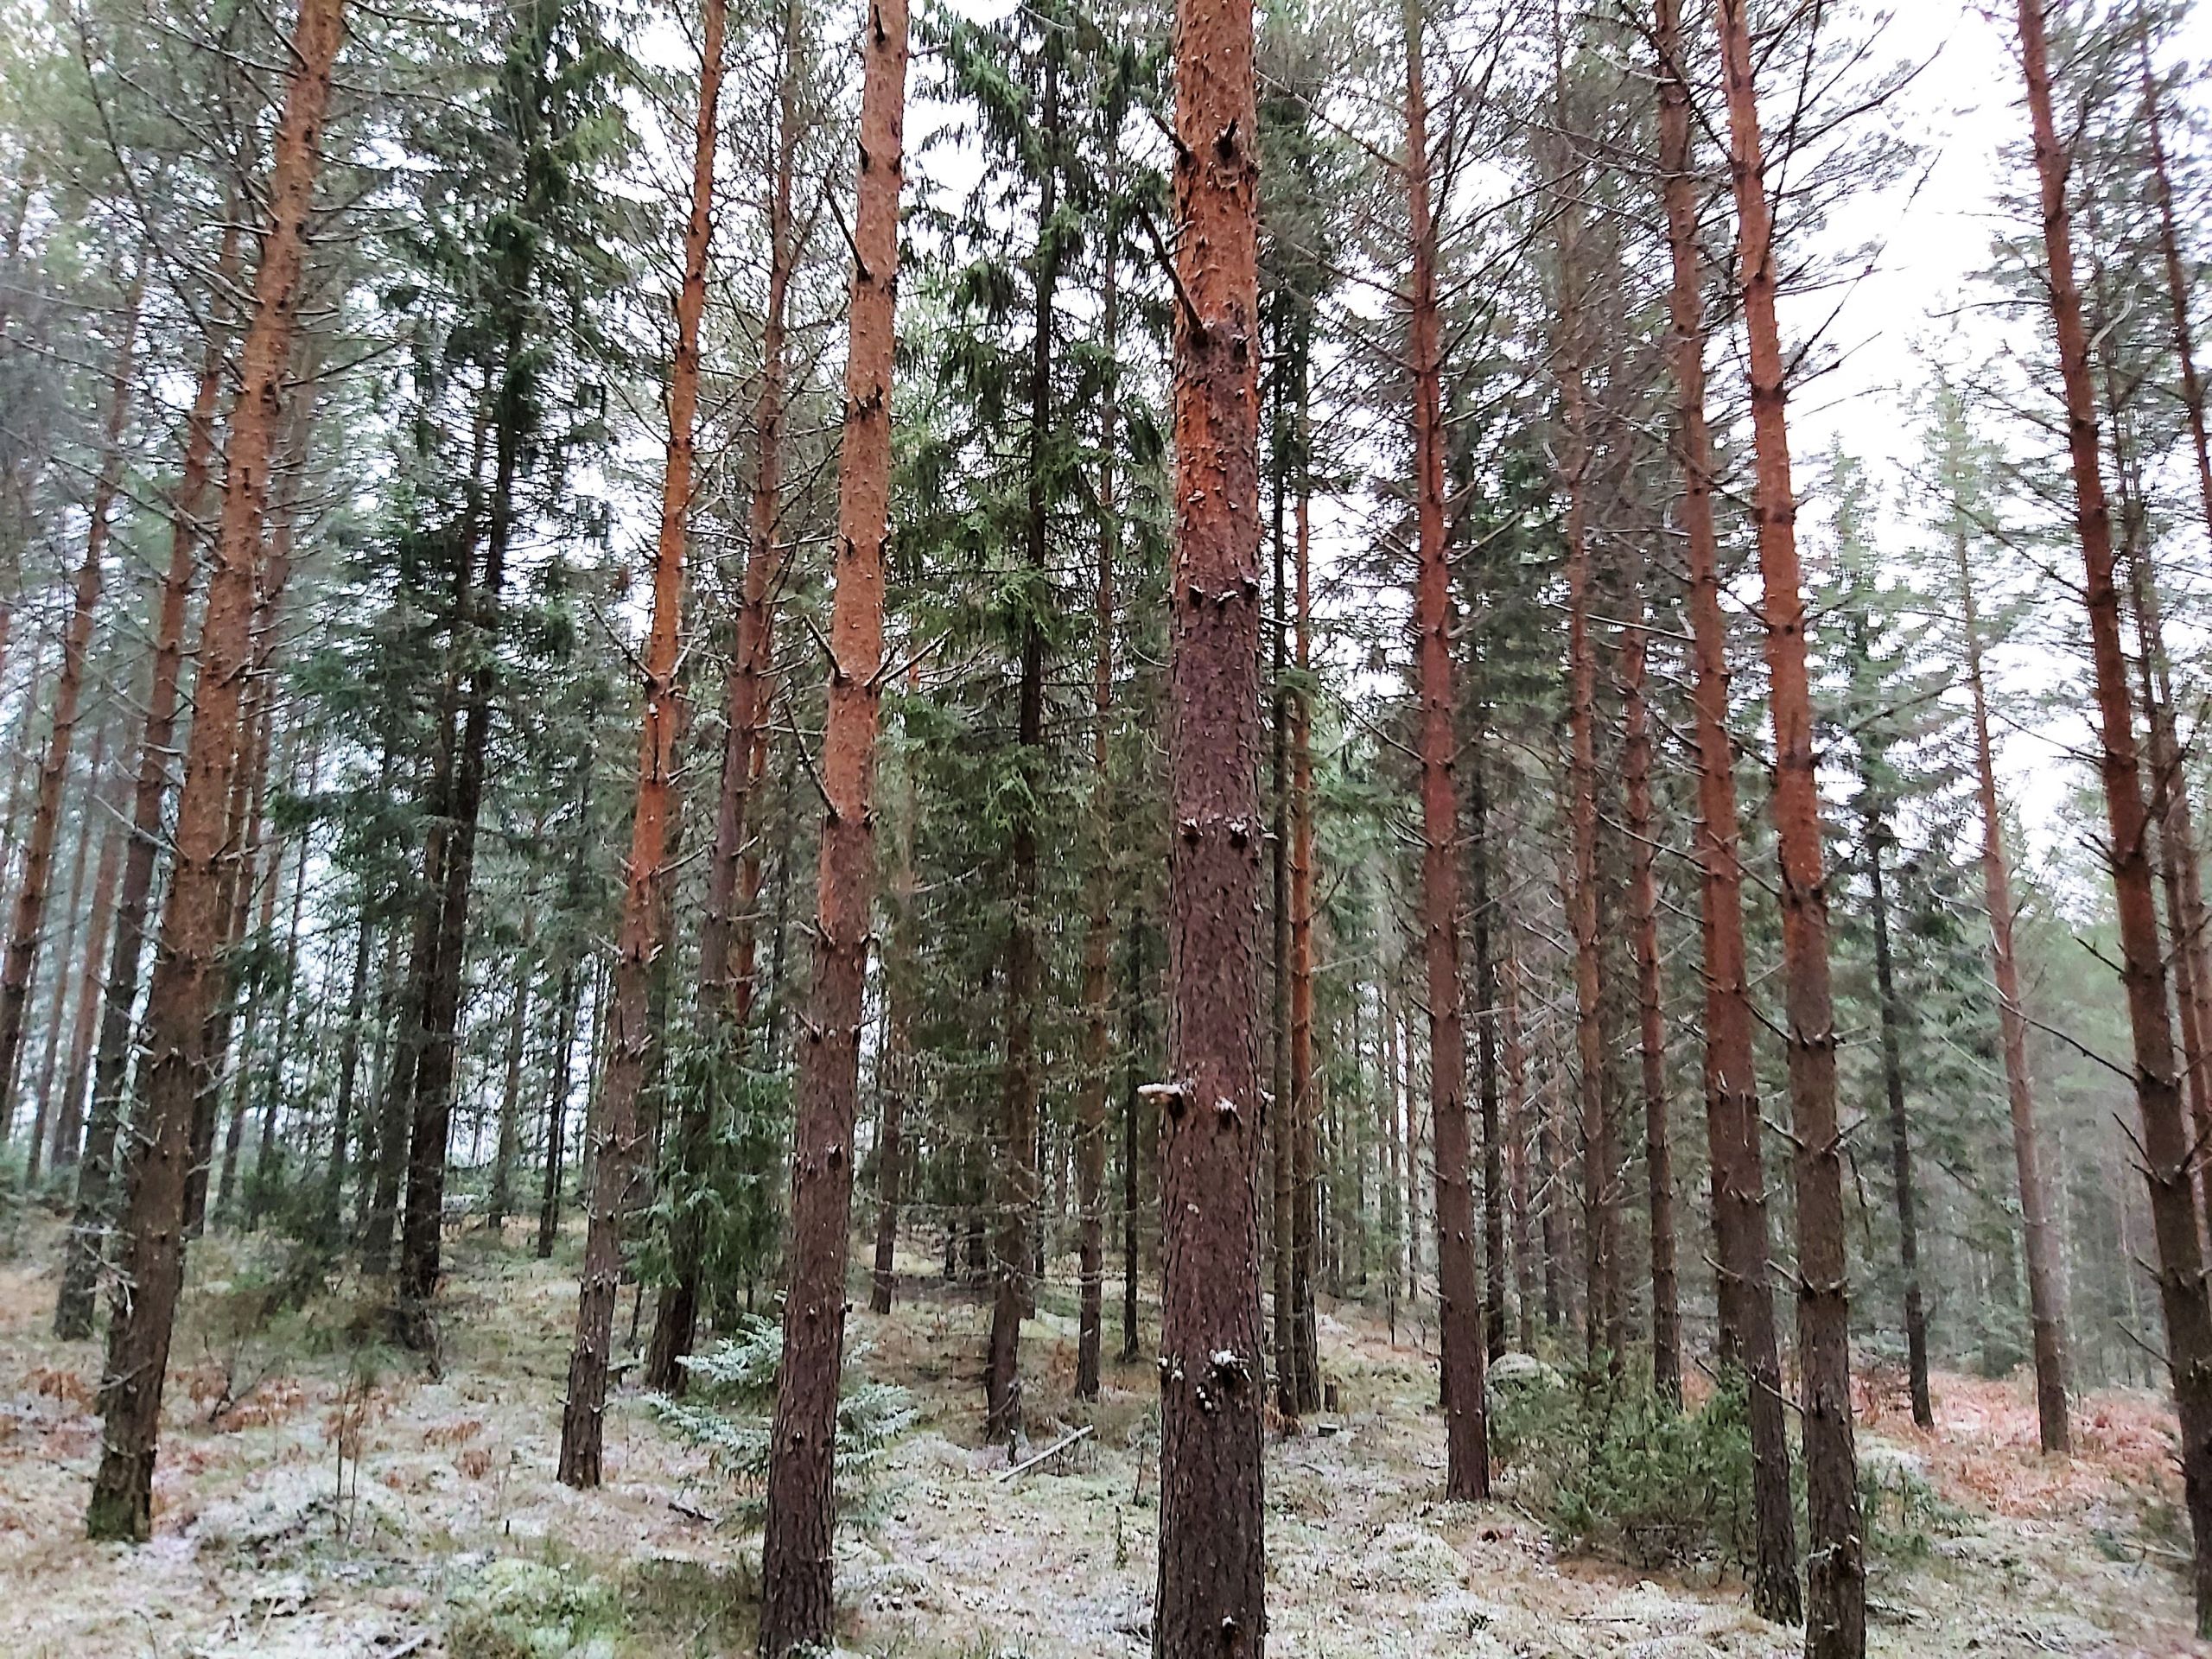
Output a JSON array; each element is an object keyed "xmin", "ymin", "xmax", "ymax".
[
  {"xmin": 1714, "ymin": 0, "xmax": 1864, "ymax": 1646},
  {"xmin": 1071, "ymin": 206, "xmax": 1121, "ymax": 1397},
  {"xmin": 755, "ymin": 0, "xmax": 907, "ymax": 1640},
  {"xmin": 1867, "ymin": 829, "xmax": 1930, "ymax": 1427},
  {"xmin": 86, "ymin": 0, "xmax": 346, "ymax": 1540},
  {"xmin": 986, "ymin": 42, "xmax": 1059, "ymax": 1443},
  {"xmin": 1652, "ymin": 0, "xmax": 1799, "ymax": 1617},
  {"xmin": 557, "ymin": 0, "xmax": 721, "ymax": 1484},
  {"xmin": 1950, "ymin": 501, "xmax": 2069, "ymax": 1452},
  {"xmin": 2013, "ymin": 0, "xmax": 2212, "ymax": 1627},
  {"xmin": 1152, "ymin": 0, "xmax": 1268, "ymax": 1638},
  {"xmin": 0, "ymin": 268, "xmax": 141, "ymax": 1128},
  {"xmin": 1408, "ymin": 0, "xmax": 1485, "ymax": 1501},
  {"xmin": 1619, "ymin": 551, "xmax": 1679, "ymax": 1406},
  {"xmin": 1287, "ymin": 338, "xmax": 1319, "ymax": 1408}
]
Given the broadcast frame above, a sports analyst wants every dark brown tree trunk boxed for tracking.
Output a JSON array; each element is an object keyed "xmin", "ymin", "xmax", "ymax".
[
  {"xmin": 30, "ymin": 723, "xmax": 110, "ymax": 1182},
  {"xmin": 86, "ymin": 0, "xmax": 346, "ymax": 1539},
  {"xmin": 1653, "ymin": 0, "xmax": 1800, "ymax": 1618},
  {"xmin": 1269, "ymin": 299, "xmax": 1297, "ymax": 1426},
  {"xmin": 1120, "ymin": 912, "xmax": 1144, "ymax": 1363},
  {"xmin": 1716, "ymin": 0, "xmax": 1863, "ymax": 1646},
  {"xmin": 1619, "ymin": 555, "xmax": 1679, "ymax": 1405},
  {"xmin": 57, "ymin": 211, "xmax": 232, "ymax": 1336},
  {"xmin": 321, "ymin": 910, "xmax": 375, "ymax": 1244},
  {"xmin": 0, "ymin": 270, "xmax": 141, "ymax": 1130},
  {"xmin": 869, "ymin": 667, "xmax": 922, "ymax": 1320},
  {"xmin": 52, "ymin": 757, "xmax": 124, "ymax": 1175},
  {"xmin": 1867, "ymin": 830, "xmax": 1931, "ymax": 1427},
  {"xmin": 755, "ymin": 0, "xmax": 906, "ymax": 1639},
  {"xmin": 1408, "ymin": 0, "xmax": 1485, "ymax": 1503},
  {"xmin": 1287, "ymin": 356, "xmax": 1319, "ymax": 1413},
  {"xmin": 1470, "ymin": 733, "xmax": 1505, "ymax": 1363},
  {"xmin": 1151, "ymin": 0, "xmax": 1268, "ymax": 1637},
  {"xmin": 486, "ymin": 907, "xmax": 534, "ymax": 1232},
  {"xmin": 561, "ymin": 0, "xmax": 722, "ymax": 1479},
  {"xmin": 1951, "ymin": 507, "xmax": 2069, "ymax": 1452},
  {"xmin": 987, "ymin": 43, "xmax": 1059, "ymax": 1443},
  {"xmin": 2014, "ymin": 0, "xmax": 2212, "ymax": 1621},
  {"xmin": 1071, "ymin": 211, "xmax": 1121, "ymax": 1396},
  {"xmin": 538, "ymin": 957, "xmax": 581, "ymax": 1259},
  {"xmin": 1503, "ymin": 931, "xmax": 1535, "ymax": 1353}
]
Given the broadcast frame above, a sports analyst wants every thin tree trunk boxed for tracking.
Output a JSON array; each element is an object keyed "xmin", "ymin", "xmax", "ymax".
[
  {"xmin": 0, "ymin": 270, "xmax": 142, "ymax": 1131},
  {"xmin": 1866, "ymin": 827, "xmax": 1931, "ymax": 1426},
  {"xmin": 86, "ymin": 0, "xmax": 346, "ymax": 1540},
  {"xmin": 1151, "ymin": 0, "xmax": 1268, "ymax": 1637},
  {"xmin": 321, "ymin": 910, "xmax": 376, "ymax": 1244},
  {"xmin": 1503, "ymin": 931, "xmax": 1535, "ymax": 1354},
  {"xmin": 487, "ymin": 906, "xmax": 534, "ymax": 1232},
  {"xmin": 1715, "ymin": 1, "xmax": 1863, "ymax": 1646},
  {"xmin": 1120, "ymin": 911, "xmax": 1143, "ymax": 1363},
  {"xmin": 1269, "ymin": 291, "xmax": 1297, "ymax": 1425},
  {"xmin": 1408, "ymin": 0, "xmax": 1484, "ymax": 1502},
  {"xmin": 53, "ymin": 757, "xmax": 124, "ymax": 1175},
  {"xmin": 1620, "ymin": 554, "xmax": 1679, "ymax": 1405},
  {"xmin": 29, "ymin": 723, "xmax": 109, "ymax": 1184},
  {"xmin": 1470, "ymin": 730, "xmax": 1504, "ymax": 1364},
  {"xmin": 2024, "ymin": 0, "xmax": 2212, "ymax": 1578},
  {"xmin": 1653, "ymin": 0, "xmax": 1799, "ymax": 1617},
  {"xmin": 1287, "ymin": 350, "xmax": 1320, "ymax": 1411},
  {"xmin": 868, "ymin": 714, "xmax": 917, "ymax": 1317},
  {"xmin": 1071, "ymin": 205, "xmax": 1121, "ymax": 1396},
  {"xmin": 2138, "ymin": 18, "xmax": 2212, "ymax": 558},
  {"xmin": 755, "ymin": 0, "xmax": 907, "ymax": 1638},
  {"xmin": 1950, "ymin": 469, "xmax": 2069, "ymax": 1451},
  {"xmin": 986, "ymin": 41, "xmax": 1059, "ymax": 1443},
  {"xmin": 538, "ymin": 957, "xmax": 581, "ymax": 1259},
  {"xmin": 559, "ymin": 0, "xmax": 722, "ymax": 1482}
]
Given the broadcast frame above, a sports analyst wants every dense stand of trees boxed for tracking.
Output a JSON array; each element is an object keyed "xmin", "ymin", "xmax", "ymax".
[{"xmin": 6, "ymin": 0, "xmax": 2212, "ymax": 1649}]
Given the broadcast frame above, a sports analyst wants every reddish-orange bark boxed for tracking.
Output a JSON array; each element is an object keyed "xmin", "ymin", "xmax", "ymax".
[
  {"xmin": 1714, "ymin": 0, "xmax": 1862, "ymax": 1648},
  {"xmin": 1652, "ymin": 0, "xmax": 1799, "ymax": 1618},
  {"xmin": 0, "ymin": 268, "xmax": 142, "ymax": 1125},
  {"xmin": 2013, "ymin": 0, "xmax": 2212, "ymax": 1625},
  {"xmin": 1153, "ymin": 0, "xmax": 1268, "ymax": 1638},
  {"xmin": 562, "ymin": 0, "xmax": 723, "ymax": 1483},
  {"xmin": 756, "ymin": 0, "xmax": 907, "ymax": 1643},
  {"xmin": 87, "ymin": 0, "xmax": 346, "ymax": 1541}
]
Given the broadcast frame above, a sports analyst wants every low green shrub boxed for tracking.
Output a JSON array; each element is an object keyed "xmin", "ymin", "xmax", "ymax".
[
  {"xmin": 1490, "ymin": 1361, "xmax": 1759, "ymax": 1573},
  {"xmin": 654, "ymin": 1314, "xmax": 916, "ymax": 1532}
]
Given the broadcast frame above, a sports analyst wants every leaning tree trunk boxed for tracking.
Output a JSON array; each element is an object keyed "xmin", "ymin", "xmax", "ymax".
[
  {"xmin": 2014, "ymin": 0, "xmax": 2212, "ymax": 1630},
  {"xmin": 1619, "ymin": 550, "xmax": 1680, "ymax": 1408},
  {"xmin": 1151, "ymin": 0, "xmax": 1268, "ymax": 1639},
  {"xmin": 558, "ymin": 0, "xmax": 721, "ymax": 1484},
  {"xmin": 1652, "ymin": 0, "xmax": 1800, "ymax": 1619},
  {"xmin": 1953, "ymin": 516, "xmax": 2069, "ymax": 1452},
  {"xmin": 1715, "ymin": 1, "xmax": 1863, "ymax": 1648},
  {"xmin": 1408, "ymin": 0, "xmax": 1485, "ymax": 1502},
  {"xmin": 86, "ymin": 0, "xmax": 346, "ymax": 1541},
  {"xmin": 0, "ymin": 270, "xmax": 141, "ymax": 1130},
  {"xmin": 754, "ymin": 0, "xmax": 907, "ymax": 1642}
]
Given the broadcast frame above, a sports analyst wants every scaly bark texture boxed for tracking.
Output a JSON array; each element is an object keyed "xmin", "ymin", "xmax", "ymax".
[
  {"xmin": 755, "ymin": 0, "xmax": 906, "ymax": 1643},
  {"xmin": 1652, "ymin": 0, "xmax": 1800, "ymax": 1618},
  {"xmin": 1619, "ymin": 554, "xmax": 1679, "ymax": 1407},
  {"xmin": 2014, "ymin": 0, "xmax": 2212, "ymax": 1625},
  {"xmin": 0, "ymin": 268, "xmax": 141, "ymax": 1128},
  {"xmin": 1714, "ymin": 1, "xmax": 1863, "ymax": 1648},
  {"xmin": 1408, "ymin": 0, "xmax": 1485, "ymax": 1502},
  {"xmin": 1952, "ymin": 508, "xmax": 2069, "ymax": 1452},
  {"xmin": 86, "ymin": 0, "xmax": 346, "ymax": 1541},
  {"xmin": 1153, "ymin": 0, "xmax": 1268, "ymax": 1640},
  {"xmin": 559, "ymin": 0, "xmax": 721, "ymax": 1485}
]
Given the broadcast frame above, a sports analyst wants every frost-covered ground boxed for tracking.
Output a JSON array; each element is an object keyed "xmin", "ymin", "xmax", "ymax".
[{"xmin": 0, "ymin": 1213, "xmax": 2198, "ymax": 1657}]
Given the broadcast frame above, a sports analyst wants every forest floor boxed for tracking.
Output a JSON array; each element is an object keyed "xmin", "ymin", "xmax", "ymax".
[{"xmin": 0, "ymin": 1209, "xmax": 2201, "ymax": 1658}]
